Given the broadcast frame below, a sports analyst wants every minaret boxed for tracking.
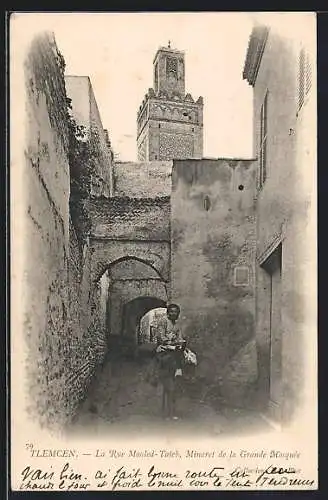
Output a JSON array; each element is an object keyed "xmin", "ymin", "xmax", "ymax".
[{"xmin": 137, "ymin": 43, "xmax": 203, "ymax": 161}]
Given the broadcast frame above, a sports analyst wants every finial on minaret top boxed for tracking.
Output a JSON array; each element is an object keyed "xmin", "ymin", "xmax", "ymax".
[{"xmin": 168, "ymin": 40, "xmax": 171, "ymax": 48}]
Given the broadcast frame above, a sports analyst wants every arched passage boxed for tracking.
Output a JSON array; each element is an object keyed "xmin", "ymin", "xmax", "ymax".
[
  {"xmin": 139, "ymin": 307, "xmax": 167, "ymax": 344},
  {"xmin": 90, "ymin": 240, "xmax": 171, "ymax": 284},
  {"xmin": 122, "ymin": 297, "xmax": 166, "ymax": 345},
  {"xmin": 94, "ymin": 255, "xmax": 166, "ymax": 287},
  {"xmin": 94, "ymin": 256, "xmax": 168, "ymax": 351}
]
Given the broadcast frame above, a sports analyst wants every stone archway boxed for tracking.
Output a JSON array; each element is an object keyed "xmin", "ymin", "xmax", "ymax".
[
  {"xmin": 90, "ymin": 240, "xmax": 171, "ymax": 285},
  {"xmin": 94, "ymin": 255, "xmax": 168, "ymax": 348},
  {"xmin": 122, "ymin": 296, "xmax": 166, "ymax": 345}
]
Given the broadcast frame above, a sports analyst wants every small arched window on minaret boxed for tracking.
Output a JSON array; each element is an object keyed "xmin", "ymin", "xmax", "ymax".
[{"xmin": 203, "ymin": 195, "xmax": 211, "ymax": 212}]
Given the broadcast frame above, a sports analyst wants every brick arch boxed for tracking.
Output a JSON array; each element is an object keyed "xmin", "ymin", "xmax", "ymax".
[
  {"xmin": 106, "ymin": 255, "xmax": 169, "ymax": 340},
  {"xmin": 90, "ymin": 240, "xmax": 170, "ymax": 284},
  {"xmin": 95, "ymin": 256, "xmax": 165, "ymax": 285}
]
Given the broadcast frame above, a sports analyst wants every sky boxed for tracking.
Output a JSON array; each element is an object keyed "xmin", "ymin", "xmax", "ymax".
[{"xmin": 12, "ymin": 12, "xmax": 315, "ymax": 161}]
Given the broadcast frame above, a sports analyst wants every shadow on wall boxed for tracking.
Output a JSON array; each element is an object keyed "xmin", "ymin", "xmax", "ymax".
[
  {"xmin": 185, "ymin": 305, "xmax": 255, "ymax": 378},
  {"xmin": 170, "ymin": 159, "xmax": 257, "ymax": 406},
  {"xmin": 181, "ymin": 311, "xmax": 258, "ymax": 409}
]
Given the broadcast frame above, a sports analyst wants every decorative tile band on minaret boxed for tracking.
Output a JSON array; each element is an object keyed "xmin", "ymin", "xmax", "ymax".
[{"xmin": 137, "ymin": 45, "xmax": 204, "ymax": 161}]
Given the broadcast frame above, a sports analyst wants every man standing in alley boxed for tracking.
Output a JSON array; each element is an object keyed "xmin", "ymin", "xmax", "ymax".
[
  {"xmin": 150, "ymin": 304, "xmax": 186, "ymax": 419},
  {"xmin": 153, "ymin": 303, "xmax": 186, "ymax": 348}
]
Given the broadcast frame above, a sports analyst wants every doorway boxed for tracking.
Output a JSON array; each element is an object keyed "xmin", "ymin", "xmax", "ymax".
[{"xmin": 261, "ymin": 243, "xmax": 282, "ymax": 405}]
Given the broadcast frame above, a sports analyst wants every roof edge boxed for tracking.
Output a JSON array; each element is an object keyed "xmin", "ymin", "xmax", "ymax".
[
  {"xmin": 243, "ymin": 25, "xmax": 270, "ymax": 86},
  {"xmin": 153, "ymin": 46, "xmax": 185, "ymax": 64}
]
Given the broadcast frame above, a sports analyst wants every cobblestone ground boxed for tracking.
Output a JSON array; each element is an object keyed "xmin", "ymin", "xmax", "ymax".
[{"xmin": 69, "ymin": 353, "xmax": 272, "ymax": 438}]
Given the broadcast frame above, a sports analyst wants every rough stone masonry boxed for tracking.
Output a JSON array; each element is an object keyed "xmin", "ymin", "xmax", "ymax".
[{"xmin": 22, "ymin": 33, "xmax": 109, "ymax": 429}]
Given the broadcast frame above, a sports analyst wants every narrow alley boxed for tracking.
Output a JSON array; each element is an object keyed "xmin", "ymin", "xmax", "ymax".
[
  {"xmin": 16, "ymin": 21, "xmax": 316, "ymax": 441},
  {"xmin": 69, "ymin": 349, "xmax": 272, "ymax": 438}
]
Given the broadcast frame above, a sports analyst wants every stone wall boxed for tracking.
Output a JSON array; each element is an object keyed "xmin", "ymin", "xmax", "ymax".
[
  {"xmin": 170, "ymin": 158, "xmax": 257, "ymax": 401},
  {"xmin": 86, "ymin": 196, "xmax": 171, "ymax": 242},
  {"xmin": 65, "ymin": 75, "xmax": 113, "ymax": 198},
  {"xmin": 113, "ymin": 161, "xmax": 172, "ymax": 198},
  {"xmin": 21, "ymin": 33, "xmax": 108, "ymax": 430},
  {"xmin": 89, "ymin": 239, "xmax": 171, "ymax": 286},
  {"xmin": 89, "ymin": 80, "xmax": 113, "ymax": 197},
  {"xmin": 86, "ymin": 193, "xmax": 171, "ymax": 344},
  {"xmin": 65, "ymin": 222, "xmax": 108, "ymax": 422}
]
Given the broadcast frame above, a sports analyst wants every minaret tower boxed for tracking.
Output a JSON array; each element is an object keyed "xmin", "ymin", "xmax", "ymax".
[{"xmin": 137, "ymin": 43, "xmax": 204, "ymax": 161}]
